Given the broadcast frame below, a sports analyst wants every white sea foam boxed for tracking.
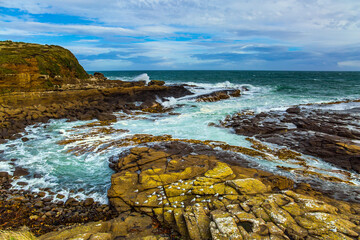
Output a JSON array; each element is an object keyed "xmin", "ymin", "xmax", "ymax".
[
  {"xmin": 158, "ymin": 97, "xmax": 178, "ymax": 108},
  {"xmin": 1, "ymin": 74, "xmax": 360, "ymax": 203},
  {"xmin": 133, "ymin": 73, "xmax": 150, "ymax": 84}
]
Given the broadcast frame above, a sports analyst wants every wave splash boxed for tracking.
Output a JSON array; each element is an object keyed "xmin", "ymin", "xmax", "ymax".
[{"xmin": 133, "ymin": 73, "xmax": 150, "ymax": 84}]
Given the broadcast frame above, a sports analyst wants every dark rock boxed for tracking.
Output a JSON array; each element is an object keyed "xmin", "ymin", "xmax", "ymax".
[
  {"xmin": 17, "ymin": 181, "xmax": 28, "ymax": 186},
  {"xmin": 34, "ymin": 200, "xmax": 44, "ymax": 208},
  {"xmin": 43, "ymin": 197, "xmax": 53, "ymax": 202},
  {"xmin": 65, "ymin": 197, "xmax": 79, "ymax": 206},
  {"xmin": 83, "ymin": 198, "xmax": 94, "ymax": 206},
  {"xmin": 96, "ymin": 113, "xmax": 116, "ymax": 121},
  {"xmin": 21, "ymin": 137, "xmax": 30, "ymax": 142},
  {"xmin": 0, "ymin": 171, "xmax": 9, "ymax": 178},
  {"xmin": 56, "ymin": 194, "xmax": 65, "ymax": 199},
  {"xmin": 220, "ymin": 103, "xmax": 360, "ymax": 173},
  {"xmin": 43, "ymin": 206, "xmax": 51, "ymax": 211},
  {"xmin": 13, "ymin": 166, "xmax": 29, "ymax": 177},
  {"xmin": 148, "ymin": 80, "xmax": 165, "ymax": 86},
  {"xmin": 93, "ymin": 72, "xmax": 107, "ymax": 81},
  {"xmin": 286, "ymin": 106, "xmax": 301, "ymax": 114},
  {"xmin": 33, "ymin": 173, "xmax": 42, "ymax": 178},
  {"xmin": 38, "ymin": 192, "xmax": 46, "ymax": 197}
]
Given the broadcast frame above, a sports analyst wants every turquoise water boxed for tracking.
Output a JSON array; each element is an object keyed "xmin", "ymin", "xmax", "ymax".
[
  {"xmin": 94, "ymin": 71, "xmax": 360, "ymax": 102},
  {"xmin": 1, "ymin": 71, "xmax": 360, "ymax": 203}
]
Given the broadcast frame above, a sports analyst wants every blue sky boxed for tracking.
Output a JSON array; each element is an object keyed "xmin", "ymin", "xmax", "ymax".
[{"xmin": 1, "ymin": 0, "xmax": 360, "ymax": 71}]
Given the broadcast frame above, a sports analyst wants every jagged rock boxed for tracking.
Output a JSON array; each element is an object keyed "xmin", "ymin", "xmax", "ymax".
[
  {"xmin": 220, "ymin": 101, "xmax": 360, "ymax": 173},
  {"xmin": 39, "ymin": 212, "xmax": 168, "ymax": 240},
  {"xmin": 195, "ymin": 89, "xmax": 241, "ymax": 102},
  {"xmin": 13, "ymin": 166, "xmax": 30, "ymax": 177},
  {"xmin": 93, "ymin": 72, "xmax": 107, "ymax": 81},
  {"xmin": 148, "ymin": 80, "xmax": 165, "ymax": 86},
  {"xmin": 105, "ymin": 143, "xmax": 360, "ymax": 240}
]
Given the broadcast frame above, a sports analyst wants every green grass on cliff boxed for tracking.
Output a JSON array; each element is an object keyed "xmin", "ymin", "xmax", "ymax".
[{"xmin": 0, "ymin": 41, "xmax": 88, "ymax": 79}]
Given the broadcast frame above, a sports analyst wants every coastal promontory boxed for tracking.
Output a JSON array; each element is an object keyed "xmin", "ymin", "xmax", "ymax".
[{"xmin": 0, "ymin": 40, "xmax": 89, "ymax": 92}]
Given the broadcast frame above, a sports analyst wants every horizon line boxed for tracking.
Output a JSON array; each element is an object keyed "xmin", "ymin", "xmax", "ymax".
[{"xmin": 86, "ymin": 69, "xmax": 360, "ymax": 72}]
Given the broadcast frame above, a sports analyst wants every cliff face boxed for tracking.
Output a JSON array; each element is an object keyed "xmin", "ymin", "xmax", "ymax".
[{"xmin": 0, "ymin": 41, "xmax": 89, "ymax": 92}]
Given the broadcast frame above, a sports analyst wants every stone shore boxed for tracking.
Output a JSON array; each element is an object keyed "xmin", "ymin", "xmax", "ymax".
[
  {"xmin": 0, "ymin": 80, "xmax": 192, "ymax": 142},
  {"xmin": 0, "ymin": 171, "xmax": 118, "ymax": 236},
  {"xmin": 219, "ymin": 101, "xmax": 360, "ymax": 173},
  {"xmin": 37, "ymin": 141, "xmax": 360, "ymax": 240},
  {"xmin": 1, "ymin": 76, "xmax": 359, "ymax": 239}
]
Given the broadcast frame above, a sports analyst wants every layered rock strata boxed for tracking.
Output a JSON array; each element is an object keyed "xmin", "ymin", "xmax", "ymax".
[
  {"xmin": 0, "ymin": 83, "xmax": 192, "ymax": 142},
  {"xmin": 219, "ymin": 102, "xmax": 360, "ymax": 173},
  {"xmin": 0, "ymin": 41, "xmax": 89, "ymax": 92}
]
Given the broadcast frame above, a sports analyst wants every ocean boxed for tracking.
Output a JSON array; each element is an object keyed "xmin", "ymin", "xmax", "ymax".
[{"xmin": 1, "ymin": 70, "xmax": 360, "ymax": 203}]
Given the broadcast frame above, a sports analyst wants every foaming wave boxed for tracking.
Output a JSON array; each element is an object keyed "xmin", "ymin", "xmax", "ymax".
[
  {"xmin": 178, "ymin": 81, "xmax": 271, "ymax": 102},
  {"xmin": 157, "ymin": 97, "xmax": 179, "ymax": 108},
  {"xmin": 104, "ymin": 73, "xmax": 151, "ymax": 83},
  {"xmin": 133, "ymin": 73, "xmax": 150, "ymax": 84}
]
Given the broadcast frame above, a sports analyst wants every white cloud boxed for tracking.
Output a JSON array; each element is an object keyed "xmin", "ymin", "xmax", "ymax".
[
  {"xmin": 1, "ymin": 0, "xmax": 360, "ymax": 69},
  {"xmin": 75, "ymin": 39, "xmax": 99, "ymax": 43},
  {"xmin": 2, "ymin": 0, "xmax": 360, "ymax": 46},
  {"xmin": 338, "ymin": 60, "xmax": 360, "ymax": 68}
]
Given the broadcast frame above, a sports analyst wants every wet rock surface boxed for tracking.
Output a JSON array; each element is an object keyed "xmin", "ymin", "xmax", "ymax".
[
  {"xmin": 194, "ymin": 89, "xmax": 241, "ymax": 102},
  {"xmin": 0, "ymin": 82, "xmax": 193, "ymax": 141},
  {"xmin": 0, "ymin": 173, "xmax": 118, "ymax": 236},
  {"xmin": 43, "ymin": 142, "xmax": 360, "ymax": 239},
  {"xmin": 220, "ymin": 102, "xmax": 360, "ymax": 173}
]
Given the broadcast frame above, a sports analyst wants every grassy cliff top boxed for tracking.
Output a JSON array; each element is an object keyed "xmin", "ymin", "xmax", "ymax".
[{"xmin": 0, "ymin": 40, "xmax": 88, "ymax": 79}]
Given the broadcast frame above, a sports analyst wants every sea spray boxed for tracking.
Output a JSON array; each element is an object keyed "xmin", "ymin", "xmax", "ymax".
[{"xmin": 2, "ymin": 71, "xmax": 360, "ymax": 203}]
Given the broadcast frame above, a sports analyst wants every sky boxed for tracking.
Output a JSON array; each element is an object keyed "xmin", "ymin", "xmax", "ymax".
[{"xmin": 1, "ymin": 0, "xmax": 360, "ymax": 71}]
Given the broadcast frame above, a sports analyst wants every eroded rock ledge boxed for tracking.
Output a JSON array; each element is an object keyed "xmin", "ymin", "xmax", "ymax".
[
  {"xmin": 40, "ymin": 142, "xmax": 360, "ymax": 240},
  {"xmin": 0, "ymin": 82, "xmax": 192, "ymax": 142},
  {"xmin": 219, "ymin": 101, "xmax": 360, "ymax": 173}
]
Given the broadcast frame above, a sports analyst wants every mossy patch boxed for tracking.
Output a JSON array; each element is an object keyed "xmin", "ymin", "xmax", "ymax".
[{"xmin": 0, "ymin": 41, "xmax": 89, "ymax": 91}]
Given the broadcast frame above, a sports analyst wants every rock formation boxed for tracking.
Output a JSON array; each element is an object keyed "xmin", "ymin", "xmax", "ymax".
[
  {"xmin": 0, "ymin": 40, "xmax": 89, "ymax": 92},
  {"xmin": 0, "ymin": 41, "xmax": 193, "ymax": 141},
  {"xmin": 37, "ymin": 142, "xmax": 360, "ymax": 240},
  {"xmin": 219, "ymin": 101, "xmax": 360, "ymax": 173}
]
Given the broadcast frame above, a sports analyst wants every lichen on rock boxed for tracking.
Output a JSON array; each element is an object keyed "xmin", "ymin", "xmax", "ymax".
[{"xmin": 104, "ymin": 143, "xmax": 360, "ymax": 240}]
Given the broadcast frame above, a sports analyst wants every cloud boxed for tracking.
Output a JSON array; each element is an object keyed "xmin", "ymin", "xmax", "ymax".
[
  {"xmin": 1, "ymin": 0, "xmax": 360, "ymax": 70},
  {"xmin": 338, "ymin": 61, "xmax": 360, "ymax": 68}
]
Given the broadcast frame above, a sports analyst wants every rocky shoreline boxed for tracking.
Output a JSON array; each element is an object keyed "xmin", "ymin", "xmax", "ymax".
[
  {"xmin": 0, "ymin": 75, "xmax": 248, "ymax": 238},
  {"xmin": 219, "ymin": 100, "xmax": 360, "ymax": 174},
  {"xmin": 1, "ymin": 83, "xmax": 360, "ymax": 239},
  {"xmin": 37, "ymin": 141, "xmax": 360, "ymax": 239},
  {"xmin": 0, "ymin": 79, "xmax": 192, "ymax": 143},
  {"xmin": 1, "ymin": 41, "xmax": 360, "ymax": 239}
]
